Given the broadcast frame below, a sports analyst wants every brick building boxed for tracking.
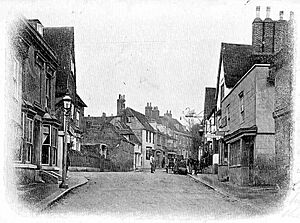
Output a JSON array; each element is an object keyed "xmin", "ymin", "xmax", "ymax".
[
  {"xmin": 272, "ymin": 13, "xmax": 294, "ymax": 189},
  {"xmin": 145, "ymin": 103, "xmax": 193, "ymax": 167},
  {"xmin": 110, "ymin": 95, "xmax": 156, "ymax": 170},
  {"xmin": 82, "ymin": 122, "xmax": 135, "ymax": 171},
  {"xmin": 43, "ymin": 27, "xmax": 87, "ymax": 174},
  {"xmin": 84, "ymin": 114, "xmax": 142, "ymax": 170},
  {"xmin": 7, "ymin": 17, "xmax": 60, "ymax": 184},
  {"xmin": 215, "ymin": 7, "xmax": 294, "ymax": 186}
]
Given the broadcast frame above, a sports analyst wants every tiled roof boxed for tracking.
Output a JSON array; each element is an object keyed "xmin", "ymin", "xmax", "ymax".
[
  {"xmin": 113, "ymin": 120, "xmax": 142, "ymax": 145},
  {"xmin": 125, "ymin": 107, "xmax": 156, "ymax": 132},
  {"xmin": 204, "ymin": 87, "xmax": 216, "ymax": 120},
  {"xmin": 221, "ymin": 43, "xmax": 254, "ymax": 88},
  {"xmin": 159, "ymin": 116, "xmax": 190, "ymax": 135}
]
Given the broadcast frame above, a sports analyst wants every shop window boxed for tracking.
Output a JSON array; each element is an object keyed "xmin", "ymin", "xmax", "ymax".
[
  {"xmin": 42, "ymin": 125, "xmax": 51, "ymax": 164},
  {"xmin": 229, "ymin": 140, "xmax": 241, "ymax": 166}
]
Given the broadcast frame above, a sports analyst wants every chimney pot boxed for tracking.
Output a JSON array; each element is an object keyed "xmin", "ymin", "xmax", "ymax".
[
  {"xmin": 119, "ymin": 94, "xmax": 121, "ymax": 99},
  {"xmin": 290, "ymin": 11, "xmax": 294, "ymax": 20},
  {"xmin": 279, "ymin": 11, "xmax": 284, "ymax": 20},
  {"xmin": 266, "ymin": 6, "xmax": 271, "ymax": 18},
  {"xmin": 147, "ymin": 103, "xmax": 149, "ymax": 106},
  {"xmin": 150, "ymin": 102, "xmax": 152, "ymax": 107},
  {"xmin": 123, "ymin": 95, "xmax": 125, "ymax": 99},
  {"xmin": 256, "ymin": 6, "xmax": 260, "ymax": 18}
]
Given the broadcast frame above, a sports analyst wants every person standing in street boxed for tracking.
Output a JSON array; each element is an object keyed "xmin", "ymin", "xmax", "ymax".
[{"xmin": 150, "ymin": 154, "xmax": 155, "ymax": 173}]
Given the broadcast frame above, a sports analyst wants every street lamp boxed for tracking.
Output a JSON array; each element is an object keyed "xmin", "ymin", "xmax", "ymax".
[{"xmin": 59, "ymin": 91, "xmax": 71, "ymax": 189}]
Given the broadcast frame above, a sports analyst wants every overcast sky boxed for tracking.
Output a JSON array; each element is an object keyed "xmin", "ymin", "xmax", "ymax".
[{"xmin": 11, "ymin": 0, "xmax": 300, "ymax": 122}]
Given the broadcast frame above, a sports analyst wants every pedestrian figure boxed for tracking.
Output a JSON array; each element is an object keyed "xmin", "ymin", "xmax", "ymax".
[
  {"xmin": 150, "ymin": 154, "xmax": 155, "ymax": 173},
  {"xmin": 187, "ymin": 158, "xmax": 190, "ymax": 174},
  {"xmin": 162, "ymin": 157, "xmax": 165, "ymax": 169},
  {"xmin": 194, "ymin": 159, "xmax": 199, "ymax": 175}
]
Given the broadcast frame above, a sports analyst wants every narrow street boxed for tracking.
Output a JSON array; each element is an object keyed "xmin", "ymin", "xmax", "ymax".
[{"xmin": 45, "ymin": 170, "xmax": 262, "ymax": 219}]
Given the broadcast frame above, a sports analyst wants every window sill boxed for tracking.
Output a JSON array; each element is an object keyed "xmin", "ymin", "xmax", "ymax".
[
  {"xmin": 41, "ymin": 165, "xmax": 60, "ymax": 171},
  {"xmin": 229, "ymin": 164, "xmax": 241, "ymax": 168},
  {"xmin": 14, "ymin": 163, "xmax": 38, "ymax": 169}
]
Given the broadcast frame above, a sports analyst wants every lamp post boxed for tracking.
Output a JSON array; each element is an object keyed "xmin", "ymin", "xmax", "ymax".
[{"xmin": 59, "ymin": 92, "xmax": 71, "ymax": 189}]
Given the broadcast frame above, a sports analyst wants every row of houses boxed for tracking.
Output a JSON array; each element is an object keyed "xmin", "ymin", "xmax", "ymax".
[
  {"xmin": 6, "ymin": 16, "xmax": 87, "ymax": 184},
  {"xmin": 200, "ymin": 7, "xmax": 294, "ymax": 189},
  {"xmin": 6, "ymin": 15, "xmax": 193, "ymax": 184},
  {"xmin": 81, "ymin": 95, "xmax": 193, "ymax": 171}
]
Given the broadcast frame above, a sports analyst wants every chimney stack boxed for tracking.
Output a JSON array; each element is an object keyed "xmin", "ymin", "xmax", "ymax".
[
  {"xmin": 145, "ymin": 102, "xmax": 153, "ymax": 119},
  {"xmin": 256, "ymin": 6, "xmax": 260, "ymax": 18},
  {"xmin": 290, "ymin": 11, "xmax": 294, "ymax": 20},
  {"xmin": 117, "ymin": 94, "xmax": 126, "ymax": 115},
  {"xmin": 266, "ymin": 6, "xmax": 271, "ymax": 18},
  {"xmin": 152, "ymin": 106, "xmax": 160, "ymax": 120},
  {"xmin": 279, "ymin": 11, "xmax": 284, "ymax": 20}
]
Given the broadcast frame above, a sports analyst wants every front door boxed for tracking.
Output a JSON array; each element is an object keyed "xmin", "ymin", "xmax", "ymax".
[{"xmin": 247, "ymin": 137, "xmax": 255, "ymax": 185}]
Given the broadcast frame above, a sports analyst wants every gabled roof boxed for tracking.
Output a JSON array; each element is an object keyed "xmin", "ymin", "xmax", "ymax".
[
  {"xmin": 76, "ymin": 94, "xmax": 87, "ymax": 107},
  {"xmin": 159, "ymin": 115, "xmax": 190, "ymax": 135},
  {"xmin": 204, "ymin": 87, "xmax": 216, "ymax": 120},
  {"xmin": 113, "ymin": 120, "xmax": 142, "ymax": 145},
  {"xmin": 83, "ymin": 122, "xmax": 134, "ymax": 146},
  {"xmin": 220, "ymin": 43, "xmax": 254, "ymax": 88},
  {"xmin": 124, "ymin": 107, "xmax": 155, "ymax": 132}
]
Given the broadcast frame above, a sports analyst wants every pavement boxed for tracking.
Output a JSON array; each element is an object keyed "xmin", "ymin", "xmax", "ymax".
[
  {"xmin": 17, "ymin": 172, "xmax": 88, "ymax": 212},
  {"xmin": 188, "ymin": 173, "xmax": 287, "ymax": 214}
]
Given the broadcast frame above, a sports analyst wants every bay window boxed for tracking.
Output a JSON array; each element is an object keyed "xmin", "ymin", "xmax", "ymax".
[
  {"xmin": 42, "ymin": 125, "xmax": 51, "ymax": 164},
  {"xmin": 26, "ymin": 118, "xmax": 34, "ymax": 163}
]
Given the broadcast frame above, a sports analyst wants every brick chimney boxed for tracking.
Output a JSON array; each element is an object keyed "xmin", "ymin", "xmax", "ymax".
[
  {"xmin": 145, "ymin": 102, "xmax": 153, "ymax": 119},
  {"xmin": 263, "ymin": 7, "xmax": 275, "ymax": 53},
  {"xmin": 274, "ymin": 11, "xmax": 288, "ymax": 52},
  {"xmin": 164, "ymin": 110, "xmax": 172, "ymax": 118},
  {"xmin": 252, "ymin": 6, "xmax": 263, "ymax": 52},
  {"xmin": 152, "ymin": 106, "xmax": 160, "ymax": 120},
  {"xmin": 117, "ymin": 94, "xmax": 126, "ymax": 115},
  {"xmin": 252, "ymin": 6, "xmax": 290, "ymax": 54}
]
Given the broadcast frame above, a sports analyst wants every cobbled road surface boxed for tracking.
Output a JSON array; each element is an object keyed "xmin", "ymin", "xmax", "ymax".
[{"xmin": 44, "ymin": 170, "xmax": 264, "ymax": 220}]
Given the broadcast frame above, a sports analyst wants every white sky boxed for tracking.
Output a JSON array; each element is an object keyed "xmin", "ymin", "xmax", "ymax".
[{"xmin": 7, "ymin": 0, "xmax": 300, "ymax": 120}]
